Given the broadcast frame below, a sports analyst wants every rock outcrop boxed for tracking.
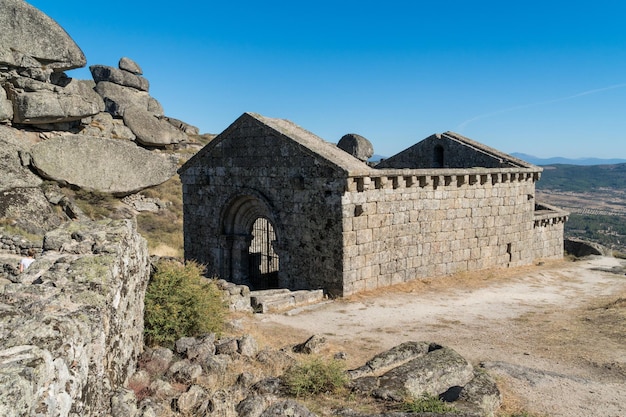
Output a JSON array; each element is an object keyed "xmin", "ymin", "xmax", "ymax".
[
  {"xmin": 0, "ymin": 219, "xmax": 150, "ymax": 417},
  {"xmin": 112, "ymin": 337, "xmax": 501, "ymax": 417},
  {"xmin": 0, "ymin": 0, "xmax": 195, "ymax": 140},
  {"xmin": 7, "ymin": 77, "xmax": 105, "ymax": 125},
  {"xmin": 0, "ymin": 127, "xmax": 42, "ymax": 191},
  {"xmin": 0, "ymin": 0, "xmax": 200, "ymax": 265},
  {"xmin": 338, "ymin": 133, "xmax": 374, "ymax": 162},
  {"xmin": 123, "ymin": 105, "xmax": 187, "ymax": 147},
  {"xmin": 0, "ymin": 0, "xmax": 86, "ymax": 71},
  {"xmin": 90, "ymin": 64, "xmax": 150, "ymax": 92},
  {"xmin": 349, "ymin": 342, "xmax": 501, "ymax": 417},
  {"xmin": 564, "ymin": 237, "xmax": 610, "ymax": 257},
  {"xmin": 29, "ymin": 134, "xmax": 179, "ymax": 195},
  {"xmin": 0, "ymin": 186, "xmax": 64, "ymax": 234}
]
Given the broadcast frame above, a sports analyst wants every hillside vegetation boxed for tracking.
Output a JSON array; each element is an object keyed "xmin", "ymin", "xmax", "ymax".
[
  {"xmin": 536, "ymin": 162, "xmax": 626, "ymax": 255},
  {"xmin": 537, "ymin": 163, "xmax": 626, "ymax": 192}
]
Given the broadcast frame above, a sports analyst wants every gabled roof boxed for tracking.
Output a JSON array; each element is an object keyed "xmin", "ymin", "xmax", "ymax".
[
  {"xmin": 179, "ymin": 112, "xmax": 373, "ymax": 175},
  {"xmin": 376, "ymin": 130, "xmax": 539, "ymax": 170},
  {"xmin": 440, "ymin": 131, "xmax": 535, "ymax": 168}
]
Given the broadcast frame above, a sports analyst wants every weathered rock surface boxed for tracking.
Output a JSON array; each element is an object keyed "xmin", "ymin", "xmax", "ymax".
[
  {"xmin": 123, "ymin": 106, "xmax": 187, "ymax": 146},
  {"xmin": 369, "ymin": 346, "xmax": 473, "ymax": 401},
  {"xmin": 0, "ymin": 187, "xmax": 64, "ymax": 235},
  {"xmin": 0, "ymin": 219, "xmax": 150, "ymax": 417},
  {"xmin": 0, "ymin": 0, "xmax": 86, "ymax": 71},
  {"xmin": 94, "ymin": 81, "xmax": 151, "ymax": 117},
  {"xmin": 90, "ymin": 65, "xmax": 150, "ymax": 92},
  {"xmin": 164, "ymin": 116, "xmax": 200, "ymax": 135},
  {"xmin": 260, "ymin": 400, "xmax": 317, "ymax": 417},
  {"xmin": 118, "ymin": 57, "xmax": 143, "ymax": 75},
  {"xmin": 147, "ymin": 96, "xmax": 165, "ymax": 117},
  {"xmin": 293, "ymin": 334, "xmax": 327, "ymax": 355},
  {"xmin": 454, "ymin": 370, "xmax": 502, "ymax": 417},
  {"xmin": 29, "ymin": 134, "xmax": 179, "ymax": 194},
  {"xmin": 0, "ymin": 130, "xmax": 42, "ymax": 192},
  {"xmin": 79, "ymin": 111, "xmax": 136, "ymax": 141},
  {"xmin": 348, "ymin": 341, "xmax": 432, "ymax": 379},
  {"xmin": 564, "ymin": 237, "xmax": 610, "ymax": 257},
  {"xmin": 0, "ymin": 86, "xmax": 13, "ymax": 122},
  {"xmin": 350, "ymin": 342, "xmax": 500, "ymax": 416},
  {"xmin": 1, "ymin": 2, "xmax": 196, "ymax": 151},
  {"xmin": 7, "ymin": 77, "xmax": 104, "ymax": 124},
  {"xmin": 338, "ymin": 133, "xmax": 374, "ymax": 162}
]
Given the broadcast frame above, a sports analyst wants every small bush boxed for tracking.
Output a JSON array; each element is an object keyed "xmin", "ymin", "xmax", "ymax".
[
  {"xmin": 284, "ymin": 357, "xmax": 349, "ymax": 397},
  {"xmin": 144, "ymin": 260, "xmax": 226, "ymax": 348},
  {"xmin": 399, "ymin": 393, "xmax": 458, "ymax": 414}
]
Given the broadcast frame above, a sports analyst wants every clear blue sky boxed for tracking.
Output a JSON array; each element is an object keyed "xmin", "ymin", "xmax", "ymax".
[{"xmin": 28, "ymin": 0, "xmax": 626, "ymax": 159}]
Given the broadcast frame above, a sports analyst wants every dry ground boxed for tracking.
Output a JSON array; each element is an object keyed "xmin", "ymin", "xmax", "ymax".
[{"xmin": 242, "ymin": 256, "xmax": 626, "ymax": 417}]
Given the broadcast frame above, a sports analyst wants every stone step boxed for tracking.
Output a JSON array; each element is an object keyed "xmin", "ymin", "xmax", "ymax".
[{"xmin": 250, "ymin": 289, "xmax": 325, "ymax": 313}]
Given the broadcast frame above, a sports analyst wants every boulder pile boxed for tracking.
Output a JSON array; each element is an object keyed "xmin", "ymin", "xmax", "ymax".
[
  {"xmin": 103, "ymin": 335, "xmax": 499, "ymax": 417},
  {"xmin": 0, "ymin": 0, "xmax": 196, "ymax": 199},
  {"xmin": 1, "ymin": 0, "xmax": 196, "ymax": 144}
]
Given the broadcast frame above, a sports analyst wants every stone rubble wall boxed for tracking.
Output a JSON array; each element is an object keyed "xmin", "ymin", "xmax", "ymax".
[
  {"xmin": 0, "ymin": 219, "xmax": 150, "ymax": 417},
  {"xmin": 341, "ymin": 169, "xmax": 546, "ymax": 295},
  {"xmin": 0, "ymin": 232, "xmax": 42, "ymax": 255}
]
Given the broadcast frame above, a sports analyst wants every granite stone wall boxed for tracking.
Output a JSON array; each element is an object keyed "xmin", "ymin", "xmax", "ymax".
[
  {"xmin": 340, "ymin": 169, "xmax": 544, "ymax": 295},
  {"xmin": 181, "ymin": 114, "xmax": 567, "ymax": 297},
  {"xmin": 181, "ymin": 120, "xmax": 348, "ymax": 294},
  {"xmin": 533, "ymin": 204, "xmax": 567, "ymax": 259}
]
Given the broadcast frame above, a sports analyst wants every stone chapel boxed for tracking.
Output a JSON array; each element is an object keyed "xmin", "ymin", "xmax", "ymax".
[{"xmin": 179, "ymin": 112, "xmax": 567, "ymax": 296}]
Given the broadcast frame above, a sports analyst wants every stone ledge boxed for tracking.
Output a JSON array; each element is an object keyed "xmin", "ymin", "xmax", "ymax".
[{"xmin": 250, "ymin": 289, "xmax": 325, "ymax": 313}]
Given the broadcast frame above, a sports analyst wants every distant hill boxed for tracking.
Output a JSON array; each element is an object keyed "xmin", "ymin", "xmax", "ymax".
[
  {"xmin": 536, "ymin": 163, "xmax": 626, "ymax": 192},
  {"xmin": 369, "ymin": 154, "xmax": 387, "ymax": 163},
  {"xmin": 511, "ymin": 153, "xmax": 626, "ymax": 166}
]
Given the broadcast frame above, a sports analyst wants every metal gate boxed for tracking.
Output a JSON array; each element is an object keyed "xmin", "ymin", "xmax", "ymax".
[{"xmin": 248, "ymin": 217, "xmax": 279, "ymax": 289}]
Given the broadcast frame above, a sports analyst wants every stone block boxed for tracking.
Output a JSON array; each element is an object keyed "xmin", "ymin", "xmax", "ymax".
[{"xmin": 356, "ymin": 229, "xmax": 373, "ymax": 245}]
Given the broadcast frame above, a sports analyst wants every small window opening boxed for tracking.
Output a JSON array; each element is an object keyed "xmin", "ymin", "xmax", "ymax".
[
  {"xmin": 506, "ymin": 243, "xmax": 512, "ymax": 263},
  {"xmin": 433, "ymin": 145, "xmax": 444, "ymax": 168}
]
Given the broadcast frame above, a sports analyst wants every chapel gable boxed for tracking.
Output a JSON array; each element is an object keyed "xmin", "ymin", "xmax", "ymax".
[{"xmin": 376, "ymin": 131, "xmax": 532, "ymax": 169}]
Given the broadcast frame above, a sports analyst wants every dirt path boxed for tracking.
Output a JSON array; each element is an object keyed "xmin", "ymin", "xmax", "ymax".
[{"xmin": 249, "ymin": 256, "xmax": 626, "ymax": 417}]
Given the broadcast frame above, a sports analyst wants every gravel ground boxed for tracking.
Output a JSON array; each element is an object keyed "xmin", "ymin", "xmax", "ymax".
[{"xmin": 251, "ymin": 256, "xmax": 626, "ymax": 417}]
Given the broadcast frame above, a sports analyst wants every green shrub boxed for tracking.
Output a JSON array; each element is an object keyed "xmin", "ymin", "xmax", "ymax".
[
  {"xmin": 284, "ymin": 357, "xmax": 349, "ymax": 397},
  {"xmin": 144, "ymin": 260, "xmax": 226, "ymax": 348},
  {"xmin": 399, "ymin": 393, "xmax": 457, "ymax": 414}
]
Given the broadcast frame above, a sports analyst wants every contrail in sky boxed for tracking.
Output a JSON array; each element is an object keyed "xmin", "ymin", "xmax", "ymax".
[{"xmin": 456, "ymin": 83, "xmax": 626, "ymax": 131}]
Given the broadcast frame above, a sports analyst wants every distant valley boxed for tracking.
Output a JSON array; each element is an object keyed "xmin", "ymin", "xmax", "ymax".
[
  {"xmin": 535, "ymin": 162, "xmax": 626, "ymax": 255},
  {"xmin": 511, "ymin": 152, "xmax": 626, "ymax": 166}
]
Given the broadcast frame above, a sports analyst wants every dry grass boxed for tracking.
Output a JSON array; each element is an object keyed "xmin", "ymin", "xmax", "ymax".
[
  {"xmin": 136, "ymin": 176, "xmax": 184, "ymax": 257},
  {"xmin": 0, "ymin": 218, "xmax": 43, "ymax": 241}
]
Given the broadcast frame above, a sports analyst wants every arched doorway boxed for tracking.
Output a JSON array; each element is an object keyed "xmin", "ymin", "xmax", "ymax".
[
  {"xmin": 220, "ymin": 193, "xmax": 281, "ymax": 289},
  {"xmin": 248, "ymin": 217, "xmax": 279, "ymax": 289}
]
